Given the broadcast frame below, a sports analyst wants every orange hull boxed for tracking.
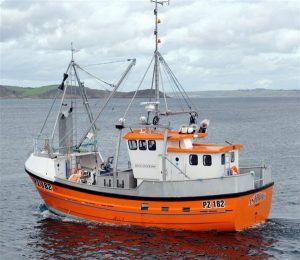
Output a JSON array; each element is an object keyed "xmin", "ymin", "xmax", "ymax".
[{"xmin": 28, "ymin": 172, "xmax": 273, "ymax": 231}]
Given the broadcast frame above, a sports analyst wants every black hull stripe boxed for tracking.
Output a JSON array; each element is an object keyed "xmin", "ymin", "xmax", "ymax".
[{"xmin": 25, "ymin": 168, "xmax": 274, "ymax": 202}]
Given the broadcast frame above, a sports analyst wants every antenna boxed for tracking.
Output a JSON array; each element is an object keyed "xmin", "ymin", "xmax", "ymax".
[
  {"xmin": 70, "ymin": 42, "xmax": 80, "ymax": 61},
  {"xmin": 150, "ymin": 0, "xmax": 170, "ymax": 117},
  {"xmin": 150, "ymin": 0, "xmax": 170, "ymax": 5}
]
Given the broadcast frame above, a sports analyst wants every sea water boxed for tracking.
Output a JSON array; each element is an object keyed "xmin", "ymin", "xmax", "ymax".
[{"xmin": 0, "ymin": 97, "xmax": 299, "ymax": 259}]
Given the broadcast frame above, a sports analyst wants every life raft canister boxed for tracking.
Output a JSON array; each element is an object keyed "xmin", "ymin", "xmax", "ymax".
[{"xmin": 230, "ymin": 165, "xmax": 239, "ymax": 175}]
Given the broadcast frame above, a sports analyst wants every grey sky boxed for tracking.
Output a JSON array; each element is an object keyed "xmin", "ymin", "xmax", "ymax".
[{"xmin": 0, "ymin": 0, "xmax": 299, "ymax": 91}]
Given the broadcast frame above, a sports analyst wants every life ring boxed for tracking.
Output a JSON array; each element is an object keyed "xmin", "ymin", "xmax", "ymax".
[{"xmin": 230, "ymin": 165, "xmax": 239, "ymax": 175}]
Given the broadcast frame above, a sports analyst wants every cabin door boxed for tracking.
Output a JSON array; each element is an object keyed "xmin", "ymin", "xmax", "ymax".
[{"xmin": 170, "ymin": 154, "xmax": 185, "ymax": 180}]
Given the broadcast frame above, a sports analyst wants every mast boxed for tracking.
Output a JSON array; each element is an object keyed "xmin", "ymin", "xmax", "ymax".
[
  {"xmin": 152, "ymin": 0, "xmax": 169, "ymax": 116},
  {"xmin": 154, "ymin": 1, "xmax": 159, "ymax": 115}
]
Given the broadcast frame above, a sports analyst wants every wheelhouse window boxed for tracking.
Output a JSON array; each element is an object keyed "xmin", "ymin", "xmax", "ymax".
[
  {"xmin": 231, "ymin": 152, "xmax": 235, "ymax": 162},
  {"xmin": 139, "ymin": 140, "xmax": 147, "ymax": 150},
  {"xmin": 148, "ymin": 140, "xmax": 156, "ymax": 151},
  {"xmin": 221, "ymin": 154, "xmax": 225, "ymax": 165},
  {"xmin": 203, "ymin": 155, "xmax": 212, "ymax": 166},
  {"xmin": 128, "ymin": 140, "xmax": 137, "ymax": 150},
  {"xmin": 189, "ymin": 154, "xmax": 198, "ymax": 165}
]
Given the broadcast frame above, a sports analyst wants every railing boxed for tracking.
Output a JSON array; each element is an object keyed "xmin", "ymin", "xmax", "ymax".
[
  {"xmin": 33, "ymin": 137, "xmax": 54, "ymax": 156},
  {"xmin": 240, "ymin": 165, "xmax": 272, "ymax": 188},
  {"xmin": 139, "ymin": 167, "xmax": 272, "ymax": 197},
  {"xmin": 33, "ymin": 136, "xmax": 97, "ymax": 156}
]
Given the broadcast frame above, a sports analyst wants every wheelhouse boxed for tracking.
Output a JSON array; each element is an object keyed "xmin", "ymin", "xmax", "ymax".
[{"xmin": 124, "ymin": 129, "xmax": 243, "ymax": 184}]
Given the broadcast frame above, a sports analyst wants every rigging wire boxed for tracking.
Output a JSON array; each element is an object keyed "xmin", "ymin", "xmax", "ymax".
[
  {"xmin": 159, "ymin": 55, "xmax": 191, "ymax": 110},
  {"xmin": 158, "ymin": 61, "xmax": 169, "ymax": 113},
  {"xmin": 75, "ymin": 64, "xmax": 114, "ymax": 90},
  {"xmin": 160, "ymin": 58, "xmax": 186, "ymax": 112},
  {"xmin": 81, "ymin": 59, "xmax": 129, "ymax": 67},
  {"xmin": 148, "ymin": 59, "xmax": 156, "ymax": 102},
  {"xmin": 158, "ymin": 53, "xmax": 199, "ymax": 112},
  {"xmin": 99, "ymin": 63, "xmax": 132, "ymax": 113},
  {"xmin": 38, "ymin": 89, "xmax": 60, "ymax": 137},
  {"xmin": 39, "ymin": 62, "xmax": 73, "ymax": 137},
  {"xmin": 72, "ymin": 67, "xmax": 78, "ymax": 146},
  {"xmin": 123, "ymin": 56, "xmax": 155, "ymax": 119}
]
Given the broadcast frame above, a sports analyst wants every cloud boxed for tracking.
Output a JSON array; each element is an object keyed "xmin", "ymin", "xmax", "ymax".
[
  {"xmin": 256, "ymin": 79, "xmax": 273, "ymax": 88},
  {"xmin": 0, "ymin": 0, "xmax": 299, "ymax": 90}
]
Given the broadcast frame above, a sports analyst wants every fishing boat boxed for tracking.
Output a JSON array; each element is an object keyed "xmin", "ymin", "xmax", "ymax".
[{"xmin": 25, "ymin": 1, "xmax": 273, "ymax": 231}]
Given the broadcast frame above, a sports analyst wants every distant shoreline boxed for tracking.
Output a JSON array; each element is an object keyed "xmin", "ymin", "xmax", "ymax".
[{"xmin": 0, "ymin": 84, "xmax": 299, "ymax": 99}]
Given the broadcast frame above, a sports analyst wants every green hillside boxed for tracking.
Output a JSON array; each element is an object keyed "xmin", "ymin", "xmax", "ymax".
[
  {"xmin": 0, "ymin": 85, "xmax": 166, "ymax": 99},
  {"xmin": 0, "ymin": 85, "xmax": 58, "ymax": 98},
  {"xmin": 21, "ymin": 85, "xmax": 58, "ymax": 97}
]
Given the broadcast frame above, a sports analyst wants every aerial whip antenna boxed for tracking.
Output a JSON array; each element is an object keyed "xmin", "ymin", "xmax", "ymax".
[{"xmin": 150, "ymin": 0, "xmax": 170, "ymax": 118}]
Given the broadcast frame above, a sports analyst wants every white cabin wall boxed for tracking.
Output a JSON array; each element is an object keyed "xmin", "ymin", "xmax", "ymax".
[
  {"xmin": 166, "ymin": 153, "xmax": 228, "ymax": 180},
  {"xmin": 128, "ymin": 140, "xmax": 164, "ymax": 182},
  {"xmin": 188, "ymin": 153, "xmax": 224, "ymax": 179},
  {"xmin": 127, "ymin": 137, "xmax": 241, "ymax": 183}
]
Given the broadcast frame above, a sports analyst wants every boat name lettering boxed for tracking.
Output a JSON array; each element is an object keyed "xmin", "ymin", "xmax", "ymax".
[
  {"xmin": 134, "ymin": 164, "xmax": 156, "ymax": 168},
  {"xmin": 202, "ymin": 200, "xmax": 225, "ymax": 209},
  {"xmin": 32, "ymin": 177, "xmax": 52, "ymax": 191},
  {"xmin": 249, "ymin": 192, "xmax": 266, "ymax": 206}
]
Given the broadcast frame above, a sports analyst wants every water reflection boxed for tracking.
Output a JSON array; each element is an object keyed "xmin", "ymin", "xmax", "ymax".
[{"xmin": 27, "ymin": 209, "xmax": 279, "ymax": 259}]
